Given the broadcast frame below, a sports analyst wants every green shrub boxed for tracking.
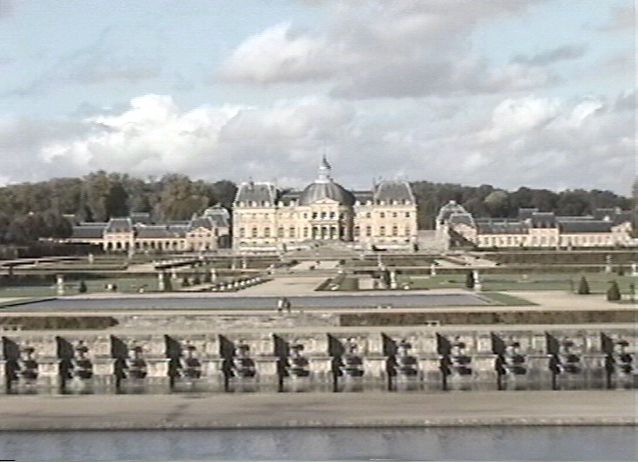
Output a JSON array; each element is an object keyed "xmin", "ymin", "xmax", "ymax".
[
  {"xmin": 607, "ymin": 281, "xmax": 621, "ymax": 301},
  {"xmin": 465, "ymin": 271, "xmax": 475, "ymax": 289},
  {"xmin": 78, "ymin": 280, "xmax": 87, "ymax": 293},
  {"xmin": 577, "ymin": 276, "xmax": 590, "ymax": 295},
  {"xmin": 181, "ymin": 277, "xmax": 190, "ymax": 287}
]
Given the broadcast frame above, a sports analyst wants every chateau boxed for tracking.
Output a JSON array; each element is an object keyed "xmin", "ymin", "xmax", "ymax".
[
  {"xmin": 66, "ymin": 206, "xmax": 231, "ymax": 252},
  {"xmin": 437, "ymin": 201, "xmax": 633, "ymax": 249},
  {"xmin": 232, "ymin": 157, "xmax": 418, "ymax": 251}
]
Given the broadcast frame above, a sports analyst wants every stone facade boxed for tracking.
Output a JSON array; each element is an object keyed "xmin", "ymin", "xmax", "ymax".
[
  {"xmin": 66, "ymin": 206, "xmax": 231, "ymax": 252},
  {"xmin": 232, "ymin": 157, "xmax": 418, "ymax": 251},
  {"xmin": 437, "ymin": 201, "xmax": 634, "ymax": 249}
]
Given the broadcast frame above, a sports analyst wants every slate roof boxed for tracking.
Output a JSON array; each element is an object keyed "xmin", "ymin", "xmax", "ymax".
[
  {"xmin": 71, "ymin": 224, "xmax": 106, "ymax": 239},
  {"xmin": 130, "ymin": 212, "xmax": 152, "ymax": 224},
  {"xmin": 299, "ymin": 180, "xmax": 355, "ymax": 206},
  {"xmin": 373, "ymin": 180, "xmax": 415, "ymax": 204},
  {"xmin": 203, "ymin": 206, "xmax": 230, "ymax": 228},
  {"xmin": 437, "ymin": 201, "xmax": 469, "ymax": 224},
  {"xmin": 448, "ymin": 212, "xmax": 475, "ymax": 227},
  {"xmin": 530, "ymin": 212, "xmax": 556, "ymax": 228},
  {"xmin": 559, "ymin": 221, "xmax": 614, "ymax": 233},
  {"xmin": 136, "ymin": 225, "xmax": 183, "ymax": 239},
  {"xmin": 234, "ymin": 182, "xmax": 279, "ymax": 206},
  {"xmin": 105, "ymin": 218, "xmax": 133, "ymax": 233},
  {"xmin": 518, "ymin": 208, "xmax": 539, "ymax": 220},
  {"xmin": 477, "ymin": 220, "xmax": 529, "ymax": 234},
  {"xmin": 353, "ymin": 191, "xmax": 374, "ymax": 204},
  {"xmin": 279, "ymin": 191, "xmax": 301, "ymax": 206}
]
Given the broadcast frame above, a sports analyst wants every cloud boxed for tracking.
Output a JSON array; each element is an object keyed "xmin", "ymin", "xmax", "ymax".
[
  {"xmin": 6, "ymin": 26, "xmax": 162, "ymax": 96},
  {"xmin": 598, "ymin": 5, "xmax": 634, "ymax": 32},
  {"xmin": 511, "ymin": 44, "xmax": 587, "ymax": 66},
  {"xmin": 220, "ymin": 1, "xmax": 552, "ymax": 99},
  {"xmin": 0, "ymin": 0, "xmax": 13, "ymax": 19},
  {"xmin": 0, "ymin": 91, "xmax": 632, "ymax": 194}
]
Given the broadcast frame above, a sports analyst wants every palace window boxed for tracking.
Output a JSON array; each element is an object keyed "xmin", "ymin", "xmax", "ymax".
[
  {"xmin": 264, "ymin": 227, "xmax": 271, "ymax": 238},
  {"xmin": 366, "ymin": 212, "xmax": 371, "ymax": 219},
  {"xmin": 366, "ymin": 226, "xmax": 372, "ymax": 237},
  {"xmin": 405, "ymin": 212, "xmax": 410, "ymax": 218},
  {"xmin": 354, "ymin": 226, "xmax": 360, "ymax": 237},
  {"xmin": 251, "ymin": 227, "xmax": 257, "ymax": 238},
  {"xmin": 405, "ymin": 226, "xmax": 410, "ymax": 236},
  {"xmin": 303, "ymin": 227, "xmax": 309, "ymax": 238},
  {"xmin": 321, "ymin": 211, "xmax": 326, "ymax": 219},
  {"xmin": 329, "ymin": 211, "xmax": 335, "ymax": 219},
  {"xmin": 312, "ymin": 212, "xmax": 317, "ymax": 219},
  {"xmin": 380, "ymin": 212, "xmax": 385, "ymax": 219},
  {"xmin": 380, "ymin": 226, "xmax": 385, "ymax": 236},
  {"xmin": 289, "ymin": 227, "xmax": 295, "ymax": 238},
  {"xmin": 278, "ymin": 227, "xmax": 284, "ymax": 238},
  {"xmin": 392, "ymin": 225, "xmax": 398, "ymax": 236},
  {"xmin": 392, "ymin": 212, "xmax": 397, "ymax": 218}
]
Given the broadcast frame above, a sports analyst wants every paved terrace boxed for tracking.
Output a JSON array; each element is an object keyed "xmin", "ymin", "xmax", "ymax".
[{"xmin": 0, "ymin": 390, "xmax": 634, "ymax": 430}]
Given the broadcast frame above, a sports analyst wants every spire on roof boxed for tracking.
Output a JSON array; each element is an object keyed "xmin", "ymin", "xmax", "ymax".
[{"xmin": 317, "ymin": 154, "xmax": 332, "ymax": 183}]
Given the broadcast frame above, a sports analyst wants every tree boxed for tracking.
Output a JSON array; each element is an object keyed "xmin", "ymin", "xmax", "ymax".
[
  {"xmin": 577, "ymin": 276, "xmax": 590, "ymax": 295},
  {"xmin": 607, "ymin": 281, "xmax": 621, "ymax": 301},
  {"xmin": 465, "ymin": 271, "xmax": 475, "ymax": 289},
  {"xmin": 78, "ymin": 280, "xmax": 87, "ymax": 293}
]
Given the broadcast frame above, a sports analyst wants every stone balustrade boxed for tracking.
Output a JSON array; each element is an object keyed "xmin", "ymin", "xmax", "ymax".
[{"xmin": 1, "ymin": 328, "xmax": 635, "ymax": 394}]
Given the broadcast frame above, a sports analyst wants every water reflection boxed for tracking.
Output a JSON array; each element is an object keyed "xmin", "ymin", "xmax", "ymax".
[{"xmin": 0, "ymin": 427, "xmax": 635, "ymax": 461}]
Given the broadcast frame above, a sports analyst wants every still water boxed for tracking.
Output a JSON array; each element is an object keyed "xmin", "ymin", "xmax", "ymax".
[{"xmin": 0, "ymin": 427, "xmax": 635, "ymax": 461}]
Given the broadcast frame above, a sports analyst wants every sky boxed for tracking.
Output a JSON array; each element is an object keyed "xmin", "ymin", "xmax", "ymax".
[{"xmin": 0, "ymin": 0, "xmax": 635, "ymax": 194}]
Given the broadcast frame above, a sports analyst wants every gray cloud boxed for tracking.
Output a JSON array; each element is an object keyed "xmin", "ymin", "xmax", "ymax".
[
  {"xmin": 219, "ymin": 0, "xmax": 552, "ymax": 99},
  {"xmin": 0, "ymin": 92, "xmax": 632, "ymax": 195},
  {"xmin": 0, "ymin": 0, "xmax": 13, "ymax": 19},
  {"xmin": 598, "ymin": 5, "xmax": 634, "ymax": 32},
  {"xmin": 512, "ymin": 44, "xmax": 587, "ymax": 66}
]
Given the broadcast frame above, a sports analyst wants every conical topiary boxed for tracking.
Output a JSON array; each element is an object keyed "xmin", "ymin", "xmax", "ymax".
[
  {"xmin": 607, "ymin": 281, "xmax": 621, "ymax": 301},
  {"xmin": 577, "ymin": 276, "xmax": 590, "ymax": 295},
  {"xmin": 465, "ymin": 270, "xmax": 475, "ymax": 289}
]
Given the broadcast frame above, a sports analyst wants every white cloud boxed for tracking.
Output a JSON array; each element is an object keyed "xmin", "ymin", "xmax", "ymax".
[
  {"xmin": 220, "ymin": 0, "xmax": 552, "ymax": 98},
  {"xmin": 1, "ymin": 91, "xmax": 632, "ymax": 194}
]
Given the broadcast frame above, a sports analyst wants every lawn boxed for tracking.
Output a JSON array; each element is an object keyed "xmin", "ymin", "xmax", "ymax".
[
  {"xmin": 0, "ymin": 276, "xmax": 159, "ymax": 297},
  {"xmin": 396, "ymin": 272, "xmax": 636, "ymax": 294}
]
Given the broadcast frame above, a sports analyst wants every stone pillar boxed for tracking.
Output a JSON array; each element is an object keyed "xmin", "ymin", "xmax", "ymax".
[
  {"xmin": 211, "ymin": 268, "xmax": 217, "ymax": 282},
  {"xmin": 171, "ymin": 268, "xmax": 178, "ymax": 280},
  {"xmin": 472, "ymin": 269, "xmax": 482, "ymax": 291},
  {"xmin": 430, "ymin": 263, "xmax": 437, "ymax": 277},
  {"xmin": 158, "ymin": 272, "xmax": 166, "ymax": 291},
  {"xmin": 631, "ymin": 263, "xmax": 637, "ymax": 277},
  {"xmin": 56, "ymin": 274, "xmax": 65, "ymax": 296},
  {"xmin": 605, "ymin": 255, "xmax": 612, "ymax": 273},
  {"xmin": 390, "ymin": 270, "xmax": 398, "ymax": 290},
  {"xmin": 242, "ymin": 257, "xmax": 247, "ymax": 269},
  {"xmin": 88, "ymin": 253, "xmax": 94, "ymax": 265}
]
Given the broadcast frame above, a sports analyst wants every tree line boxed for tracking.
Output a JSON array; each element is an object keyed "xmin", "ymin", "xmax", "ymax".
[{"xmin": 0, "ymin": 171, "xmax": 632, "ymax": 244}]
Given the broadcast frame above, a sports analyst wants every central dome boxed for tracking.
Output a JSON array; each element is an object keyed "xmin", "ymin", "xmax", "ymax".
[
  {"xmin": 299, "ymin": 154, "xmax": 355, "ymax": 206},
  {"xmin": 299, "ymin": 181, "xmax": 355, "ymax": 206}
]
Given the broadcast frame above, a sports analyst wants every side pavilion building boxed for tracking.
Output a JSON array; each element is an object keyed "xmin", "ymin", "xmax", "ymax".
[{"xmin": 232, "ymin": 157, "xmax": 418, "ymax": 252}]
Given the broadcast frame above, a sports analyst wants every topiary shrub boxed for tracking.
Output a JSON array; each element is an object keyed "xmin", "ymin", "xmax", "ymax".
[
  {"xmin": 577, "ymin": 276, "xmax": 590, "ymax": 295},
  {"xmin": 465, "ymin": 271, "xmax": 475, "ymax": 289},
  {"xmin": 181, "ymin": 277, "xmax": 190, "ymax": 288},
  {"xmin": 607, "ymin": 281, "xmax": 621, "ymax": 301},
  {"xmin": 78, "ymin": 280, "xmax": 87, "ymax": 293}
]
